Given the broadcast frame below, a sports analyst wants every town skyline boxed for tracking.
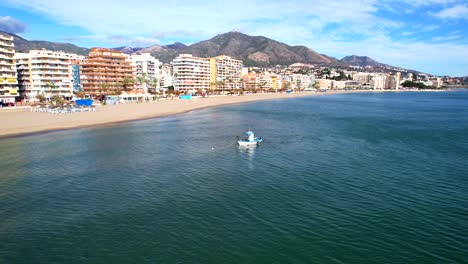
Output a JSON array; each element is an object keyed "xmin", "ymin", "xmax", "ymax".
[{"xmin": 1, "ymin": 0, "xmax": 467, "ymax": 76}]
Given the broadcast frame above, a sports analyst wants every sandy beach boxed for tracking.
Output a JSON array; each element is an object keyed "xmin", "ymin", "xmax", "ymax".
[{"xmin": 0, "ymin": 90, "xmax": 406, "ymax": 138}]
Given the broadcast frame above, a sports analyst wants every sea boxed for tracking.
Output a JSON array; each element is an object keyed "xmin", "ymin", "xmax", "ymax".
[{"xmin": 1, "ymin": 90, "xmax": 467, "ymax": 263}]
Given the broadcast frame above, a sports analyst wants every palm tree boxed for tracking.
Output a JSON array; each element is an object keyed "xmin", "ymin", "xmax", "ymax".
[
  {"xmin": 226, "ymin": 78, "xmax": 234, "ymax": 91},
  {"xmin": 148, "ymin": 77, "xmax": 159, "ymax": 94},
  {"xmin": 45, "ymin": 81, "xmax": 56, "ymax": 100},
  {"xmin": 136, "ymin": 73, "xmax": 147, "ymax": 91},
  {"xmin": 51, "ymin": 95, "xmax": 64, "ymax": 107},
  {"xmin": 100, "ymin": 82, "xmax": 108, "ymax": 94},
  {"xmin": 36, "ymin": 94, "xmax": 46, "ymax": 103},
  {"xmin": 122, "ymin": 77, "xmax": 135, "ymax": 92},
  {"xmin": 216, "ymin": 80, "xmax": 225, "ymax": 94}
]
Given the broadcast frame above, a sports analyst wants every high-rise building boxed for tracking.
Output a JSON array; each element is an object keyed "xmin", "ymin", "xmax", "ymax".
[
  {"xmin": 72, "ymin": 64, "xmax": 81, "ymax": 92},
  {"xmin": 209, "ymin": 55, "xmax": 243, "ymax": 91},
  {"xmin": 172, "ymin": 54, "xmax": 210, "ymax": 92},
  {"xmin": 81, "ymin": 48, "xmax": 134, "ymax": 94},
  {"xmin": 0, "ymin": 34, "xmax": 18, "ymax": 104},
  {"xmin": 15, "ymin": 50, "xmax": 83, "ymax": 101},
  {"xmin": 71, "ymin": 58, "xmax": 85, "ymax": 92},
  {"xmin": 130, "ymin": 53, "xmax": 161, "ymax": 92}
]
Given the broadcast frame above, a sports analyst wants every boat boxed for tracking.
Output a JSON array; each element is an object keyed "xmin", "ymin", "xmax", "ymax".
[{"xmin": 237, "ymin": 131, "xmax": 263, "ymax": 146}]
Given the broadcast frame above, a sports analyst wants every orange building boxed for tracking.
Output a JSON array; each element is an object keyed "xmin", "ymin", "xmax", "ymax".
[{"xmin": 81, "ymin": 48, "xmax": 134, "ymax": 94}]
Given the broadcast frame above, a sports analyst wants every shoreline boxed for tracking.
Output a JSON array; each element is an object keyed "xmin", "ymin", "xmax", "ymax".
[{"xmin": 0, "ymin": 89, "xmax": 428, "ymax": 139}]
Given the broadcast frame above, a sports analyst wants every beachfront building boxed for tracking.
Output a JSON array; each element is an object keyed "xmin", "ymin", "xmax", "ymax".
[
  {"xmin": 315, "ymin": 79, "xmax": 333, "ymax": 89},
  {"xmin": 0, "ymin": 33, "xmax": 19, "ymax": 104},
  {"xmin": 241, "ymin": 72, "xmax": 273, "ymax": 91},
  {"xmin": 270, "ymin": 74, "xmax": 282, "ymax": 91},
  {"xmin": 159, "ymin": 64, "xmax": 173, "ymax": 91},
  {"xmin": 371, "ymin": 74, "xmax": 397, "ymax": 90},
  {"xmin": 15, "ymin": 49, "xmax": 84, "ymax": 102},
  {"xmin": 209, "ymin": 55, "xmax": 243, "ymax": 91},
  {"xmin": 353, "ymin": 72, "xmax": 372, "ymax": 89},
  {"xmin": 71, "ymin": 57, "xmax": 85, "ymax": 92},
  {"xmin": 130, "ymin": 53, "xmax": 161, "ymax": 93},
  {"xmin": 172, "ymin": 54, "xmax": 210, "ymax": 92},
  {"xmin": 282, "ymin": 74, "xmax": 315, "ymax": 90},
  {"xmin": 81, "ymin": 48, "xmax": 134, "ymax": 95}
]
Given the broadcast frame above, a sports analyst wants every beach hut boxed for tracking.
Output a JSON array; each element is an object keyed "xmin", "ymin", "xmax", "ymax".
[
  {"xmin": 179, "ymin": 94, "xmax": 193, "ymax": 100},
  {"xmin": 105, "ymin": 95, "xmax": 120, "ymax": 105},
  {"xmin": 119, "ymin": 91, "xmax": 154, "ymax": 103},
  {"xmin": 75, "ymin": 99, "xmax": 93, "ymax": 106}
]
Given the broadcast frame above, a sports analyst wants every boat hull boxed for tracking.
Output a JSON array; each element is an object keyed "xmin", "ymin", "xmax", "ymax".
[{"xmin": 238, "ymin": 138, "xmax": 263, "ymax": 146}]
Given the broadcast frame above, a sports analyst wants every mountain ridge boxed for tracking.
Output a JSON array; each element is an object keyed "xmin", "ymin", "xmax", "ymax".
[
  {"xmin": 0, "ymin": 30, "xmax": 89, "ymax": 56},
  {"xmin": 148, "ymin": 32, "xmax": 344, "ymax": 67},
  {"xmin": 1, "ymin": 30, "xmax": 418, "ymax": 72}
]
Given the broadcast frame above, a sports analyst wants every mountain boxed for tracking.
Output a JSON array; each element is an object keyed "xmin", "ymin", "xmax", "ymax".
[
  {"xmin": 148, "ymin": 32, "xmax": 343, "ymax": 66},
  {"xmin": 340, "ymin": 55, "xmax": 387, "ymax": 67},
  {"xmin": 0, "ymin": 30, "xmax": 89, "ymax": 56},
  {"xmin": 0, "ymin": 30, "xmax": 417, "ymax": 71},
  {"xmin": 112, "ymin": 46, "xmax": 142, "ymax": 54},
  {"xmin": 164, "ymin": 42, "xmax": 187, "ymax": 50}
]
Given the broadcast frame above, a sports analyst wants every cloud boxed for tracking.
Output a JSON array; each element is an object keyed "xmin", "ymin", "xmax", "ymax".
[
  {"xmin": 3, "ymin": 0, "xmax": 467, "ymax": 76},
  {"xmin": 0, "ymin": 16, "xmax": 26, "ymax": 34},
  {"xmin": 61, "ymin": 35, "xmax": 161, "ymax": 47},
  {"xmin": 433, "ymin": 4, "xmax": 468, "ymax": 19},
  {"xmin": 3, "ymin": 0, "xmax": 387, "ymax": 39}
]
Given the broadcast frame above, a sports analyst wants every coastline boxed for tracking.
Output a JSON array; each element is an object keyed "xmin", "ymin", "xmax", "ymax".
[{"xmin": 0, "ymin": 89, "xmax": 419, "ymax": 139}]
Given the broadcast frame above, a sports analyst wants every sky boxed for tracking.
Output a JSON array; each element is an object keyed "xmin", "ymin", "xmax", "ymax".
[{"xmin": 0, "ymin": 0, "xmax": 467, "ymax": 76}]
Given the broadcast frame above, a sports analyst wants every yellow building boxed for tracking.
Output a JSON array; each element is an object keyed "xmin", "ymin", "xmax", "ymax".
[
  {"xmin": 209, "ymin": 55, "xmax": 243, "ymax": 91},
  {"xmin": 0, "ymin": 34, "xmax": 18, "ymax": 103},
  {"xmin": 270, "ymin": 75, "xmax": 282, "ymax": 91}
]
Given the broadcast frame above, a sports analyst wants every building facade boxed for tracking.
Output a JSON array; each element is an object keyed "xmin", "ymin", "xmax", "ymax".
[
  {"xmin": 172, "ymin": 54, "xmax": 210, "ymax": 92},
  {"xmin": 15, "ymin": 50, "xmax": 83, "ymax": 101},
  {"xmin": 130, "ymin": 53, "xmax": 161, "ymax": 92},
  {"xmin": 0, "ymin": 34, "xmax": 18, "ymax": 103},
  {"xmin": 209, "ymin": 55, "xmax": 243, "ymax": 91},
  {"xmin": 81, "ymin": 48, "xmax": 134, "ymax": 94},
  {"xmin": 72, "ymin": 64, "xmax": 81, "ymax": 92}
]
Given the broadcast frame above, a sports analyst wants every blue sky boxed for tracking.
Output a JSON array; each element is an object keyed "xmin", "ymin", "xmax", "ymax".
[{"xmin": 0, "ymin": 0, "xmax": 467, "ymax": 76}]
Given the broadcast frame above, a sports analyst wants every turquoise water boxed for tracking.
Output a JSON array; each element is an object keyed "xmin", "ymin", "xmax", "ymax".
[{"xmin": 1, "ymin": 90, "xmax": 468, "ymax": 263}]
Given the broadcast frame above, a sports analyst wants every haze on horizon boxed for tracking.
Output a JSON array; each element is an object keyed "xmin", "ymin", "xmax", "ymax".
[{"xmin": 0, "ymin": 0, "xmax": 467, "ymax": 76}]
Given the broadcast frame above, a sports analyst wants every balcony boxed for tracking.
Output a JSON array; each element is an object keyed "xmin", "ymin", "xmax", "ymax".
[{"xmin": 0, "ymin": 41, "xmax": 14, "ymax": 47}]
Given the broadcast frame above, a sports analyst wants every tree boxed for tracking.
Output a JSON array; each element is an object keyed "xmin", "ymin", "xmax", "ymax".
[
  {"xmin": 148, "ymin": 78, "xmax": 159, "ymax": 94},
  {"xmin": 210, "ymin": 81, "xmax": 217, "ymax": 92},
  {"xmin": 136, "ymin": 74, "xmax": 147, "ymax": 90},
  {"xmin": 36, "ymin": 94, "xmax": 46, "ymax": 103},
  {"xmin": 51, "ymin": 95, "xmax": 64, "ymax": 106},
  {"xmin": 167, "ymin": 85, "xmax": 175, "ymax": 94},
  {"xmin": 45, "ymin": 81, "xmax": 56, "ymax": 99},
  {"xmin": 75, "ymin": 92, "xmax": 85, "ymax": 98},
  {"xmin": 216, "ymin": 80, "xmax": 225, "ymax": 94},
  {"xmin": 122, "ymin": 77, "xmax": 135, "ymax": 91},
  {"xmin": 258, "ymin": 80, "xmax": 268, "ymax": 92},
  {"xmin": 100, "ymin": 82, "xmax": 109, "ymax": 94},
  {"xmin": 401, "ymin": 80, "xmax": 427, "ymax": 89},
  {"xmin": 333, "ymin": 71, "xmax": 346, "ymax": 81}
]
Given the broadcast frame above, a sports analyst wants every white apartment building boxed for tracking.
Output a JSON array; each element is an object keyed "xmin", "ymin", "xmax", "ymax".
[
  {"xmin": 210, "ymin": 55, "xmax": 243, "ymax": 90},
  {"xmin": 0, "ymin": 34, "xmax": 18, "ymax": 103},
  {"xmin": 159, "ymin": 64, "xmax": 173, "ymax": 89},
  {"xmin": 370, "ymin": 74, "xmax": 389, "ymax": 90},
  {"xmin": 16, "ymin": 50, "xmax": 85, "ymax": 102},
  {"xmin": 353, "ymin": 72, "xmax": 372, "ymax": 88},
  {"xmin": 283, "ymin": 74, "xmax": 315, "ymax": 90},
  {"xmin": 172, "ymin": 54, "xmax": 210, "ymax": 92},
  {"xmin": 130, "ymin": 53, "xmax": 161, "ymax": 92}
]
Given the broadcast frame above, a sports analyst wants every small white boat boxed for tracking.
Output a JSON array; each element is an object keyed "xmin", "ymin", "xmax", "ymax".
[{"xmin": 238, "ymin": 131, "xmax": 263, "ymax": 146}]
